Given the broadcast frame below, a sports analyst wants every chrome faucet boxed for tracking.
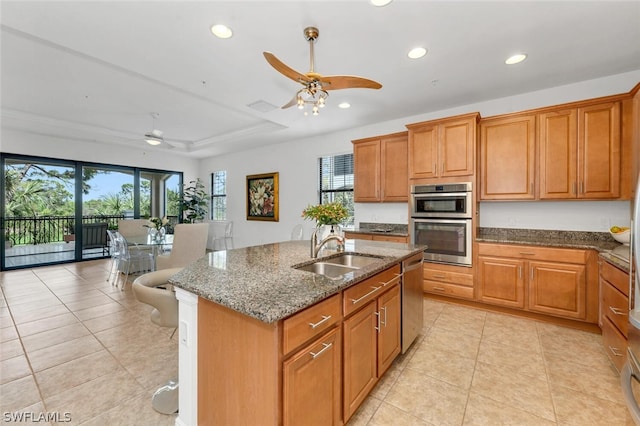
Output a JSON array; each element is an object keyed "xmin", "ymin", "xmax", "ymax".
[{"xmin": 311, "ymin": 227, "xmax": 345, "ymax": 258}]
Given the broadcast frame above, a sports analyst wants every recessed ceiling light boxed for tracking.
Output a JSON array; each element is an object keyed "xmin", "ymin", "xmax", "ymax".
[
  {"xmin": 370, "ymin": 0, "xmax": 393, "ymax": 6},
  {"xmin": 338, "ymin": 102, "xmax": 351, "ymax": 109},
  {"xmin": 505, "ymin": 53, "xmax": 527, "ymax": 65},
  {"xmin": 408, "ymin": 47, "xmax": 427, "ymax": 59},
  {"xmin": 211, "ymin": 24, "xmax": 233, "ymax": 39}
]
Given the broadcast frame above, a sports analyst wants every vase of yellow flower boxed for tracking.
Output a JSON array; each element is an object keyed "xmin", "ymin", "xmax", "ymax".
[{"xmin": 301, "ymin": 202, "xmax": 349, "ymax": 249}]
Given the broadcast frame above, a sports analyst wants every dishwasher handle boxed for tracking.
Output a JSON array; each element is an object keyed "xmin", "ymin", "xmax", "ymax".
[{"xmin": 403, "ymin": 256, "xmax": 423, "ymax": 273}]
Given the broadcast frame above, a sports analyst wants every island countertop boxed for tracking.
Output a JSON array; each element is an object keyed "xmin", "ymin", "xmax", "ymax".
[{"xmin": 168, "ymin": 239, "xmax": 425, "ymax": 324}]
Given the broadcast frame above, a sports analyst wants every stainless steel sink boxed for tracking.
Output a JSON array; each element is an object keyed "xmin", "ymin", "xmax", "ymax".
[
  {"xmin": 295, "ymin": 262, "xmax": 359, "ymax": 279},
  {"xmin": 323, "ymin": 253, "xmax": 383, "ymax": 268}
]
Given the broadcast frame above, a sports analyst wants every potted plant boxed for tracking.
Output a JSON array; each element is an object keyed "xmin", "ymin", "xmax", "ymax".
[
  {"xmin": 63, "ymin": 221, "xmax": 75, "ymax": 243},
  {"xmin": 180, "ymin": 178, "xmax": 209, "ymax": 223}
]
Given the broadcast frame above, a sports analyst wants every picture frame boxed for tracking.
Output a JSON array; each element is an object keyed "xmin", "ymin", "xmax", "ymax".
[{"xmin": 246, "ymin": 172, "xmax": 279, "ymax": 222}]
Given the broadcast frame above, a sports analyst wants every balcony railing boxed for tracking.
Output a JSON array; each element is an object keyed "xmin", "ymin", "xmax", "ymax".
[{"xmin": 3, "ymin": 215, "xmax": 123, "ymax": 246}]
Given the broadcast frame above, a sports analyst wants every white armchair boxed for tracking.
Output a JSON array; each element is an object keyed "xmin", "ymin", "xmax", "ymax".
[{"xmin": 156, "ymin": 223, "xmax": 209, "ymax": 270}]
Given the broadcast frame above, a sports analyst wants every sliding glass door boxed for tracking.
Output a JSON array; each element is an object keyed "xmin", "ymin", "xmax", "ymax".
[{"xmin": 1, "ymin": 154, "xmax": 182, "ymax": 270}]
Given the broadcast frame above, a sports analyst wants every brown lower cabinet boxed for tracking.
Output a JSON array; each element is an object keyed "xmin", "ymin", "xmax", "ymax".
[
  {"xmin": 197, "ymin": 264, "xmax": 401, "ymax": 425},
  {"xmin": 476, "ymin": 243, "xmax": 599, "ymax": 323},
  {"xmin": 344, "ymin": 231, "xmax": 409, "ymax": 243},
  {"xmin": 599, "ymin": 257, "xmax": 630, "ymax": 371}
]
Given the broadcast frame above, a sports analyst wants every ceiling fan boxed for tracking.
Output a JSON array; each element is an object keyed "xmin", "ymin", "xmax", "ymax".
[
  {"xmin": 144, "ymin": 112, "xmax": 164, "ymax": 145},
  {"xmin": 263, "ymin": 26, "xmax": 382, "ymax": 115}
]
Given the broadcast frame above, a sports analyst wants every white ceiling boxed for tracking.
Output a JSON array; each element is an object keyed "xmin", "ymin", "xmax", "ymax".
[{"xmin": 2, "ymin": 1, "xmax": 639, "ymax": 158}]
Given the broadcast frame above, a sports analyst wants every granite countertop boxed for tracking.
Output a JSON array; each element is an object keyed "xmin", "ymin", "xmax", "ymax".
[
  {"xmin": 168, "ymin": 239, "xmax": 424, "ymax": 324},
  {"xmin": 477, "ymin": 227, "xmax": 630, "ymax": 272},
  {"xmin": 344, "ymin": 222, "xmax": 409, "ymax": 237}
]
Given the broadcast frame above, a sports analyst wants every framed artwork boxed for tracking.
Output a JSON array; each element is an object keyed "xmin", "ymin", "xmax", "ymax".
[{"xmin": 246, "ymin": 172, "xmax": 279, "ymax": 221}]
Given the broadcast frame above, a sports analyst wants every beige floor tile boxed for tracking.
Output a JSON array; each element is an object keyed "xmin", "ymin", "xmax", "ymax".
[
  {"xmin": 551, "ymin": 383, "xmax": 631, "ymax": 426},
  {"xmin": 432, "ymin": 304, "xmax": 486, "ymax": 336},
  {"xmin": 406, "ymin": 341, "xmax": 476, "ymax": 389},
  {"xmin": 45, "ymin": 369, "xmax": 143, "ymax": 425},
  {"xmin": 1, "ymin": 338, "xmax": 24, "ymax": 361},
  {"xmin": 1, "ymin": 324, "xmax": 19, "ymax": 342},
  {"xmin": 54, "ymin": 289, "xmax": 106, "ymax": 303},
  {"xmin": 346, "ymin": 395, "xmax": 383, "ymax": 426},
  {"xmin": 125, "ymin": 347, "xmax": 178, "ymax": 391},
  {"xmin": 545, "ymin": 352, "xmax": 623, "ymax": 404},
  {"xmin": 463, "ymin": 392, "xmax": 557, "ymax": 425},
  {"xmin": 482, "ymin": 311, "xmax": 541, "ymax": 352},
  {"xmin": 384, "ymin": 368, "xmax": 468, "ymax": 425},
  {"xmin": 6, "ymin": 296, "xmax": 61, "ymax": 315},
  {"xmin": 82, "ymin": 309, "xmax": 143, "ymax": 334},
  {"xmin": 370, "ymin": 361, "xmax": 402, "ymax": 400},
  {"xmin": 35, "ymin": 350, "xmax": 122, "ymax": 399},
  {"xmin": 470, "ymin": 360, "xmax": 556, "ymax": 421},
  {"xmin": 0, "ymin": 375, "xmax": 42, "ymax": 413},
  {"xmin": 73, "ymin": 300, "xmax": 127, "ymax": 321},
  {"xmin": 0, "ymin": 353, "xmax": 32, "ymax": 384},
  {"xmin": 16, "ymin": 312, "xmax": 78, "ymax": 337},
  {"xmin": 10, "ymin": 304, "xmax": 70, "ymax": 325},
  {"xmin": 79, "ymin": 387, "xmax": 176, "ymax": 426},
  {"xmin": 424, "ymin": 326, "xmax": 482, "ymax": 359},
  {"xmin": 368, "ymin": 401, "xmax": 430, "ymax": 425},
  {"xmin": 64, "ymin": 293, "xmax": 117, "ymax": 312},
  {"xmin": 26, "ymin": 334, "xmax": 103, "ymax": 372},
  {"xmin": 0, "ymin": 401, "xmax": 53, "ymax": 425},
  {"xmin": 477, "ymin": 338, "xmax": 547, "ymax": 381},
  {"xmin": 21, "ymin": 322, "xmax": 90, "ymax": 353}
]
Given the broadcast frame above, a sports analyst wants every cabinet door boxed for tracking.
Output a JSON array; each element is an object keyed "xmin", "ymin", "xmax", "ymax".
[
  {"xmin": 343, "ymin": 301, "xmax": 377, "ymax": 422},
  {"xmin": 354, "ymin": 140, "xmax": 381, "ymax": 201},
  {"xmin": 440, "ymin": 117, "xmax": 475, "ymax": 177},
  {"xmin": 477, "ymin": 256, "xmax": 525, "ymax": 308},
  {"xmin": 539, "ymin": 109, "xmax": 578, "ymax": 199},
  {"xmin": 480, "ymin": 115, "xmax": 536, "ymax": 200},
  {"xmin": 283, "ymin": 327, "xmax": 341, "ymax": 426},
  {"xmin": 408, "ymin": 125, "xmax": 438, "ymax": 179},
  {"xmin": 377, "ymin": 285, "xmax": 401, "ymax": 376},
  {"xmin": 578, "ymin": 102, "xmax": 621, "ymax": 199},
  {"xmin": 381, "ymin": 134, "xmax": 408, "ymax": 201},
  {"xmin": 528, "ymin": 261, "xmax": 586, "ymax": 319}
]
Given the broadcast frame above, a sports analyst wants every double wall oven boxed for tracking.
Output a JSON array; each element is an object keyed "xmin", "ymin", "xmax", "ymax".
[{"xmin": 410, "ymin": 182, "xmax": 473, "ymax": 266}]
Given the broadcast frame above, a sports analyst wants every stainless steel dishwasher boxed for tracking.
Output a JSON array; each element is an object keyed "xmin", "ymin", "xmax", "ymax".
[{"xmin": 401, "ymin": 252, "xmax": 424, "ymax": 353}]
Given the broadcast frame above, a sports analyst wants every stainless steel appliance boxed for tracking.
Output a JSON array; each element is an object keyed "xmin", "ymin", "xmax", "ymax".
[
  {"xmin": 410, "ymin": 183, "xmax": 473, "ymax": 266},
  {"xmin": 401, "ymin": 251, "xmax": 424, "ymax": 353},
  {"xmin": 622, "ymin": 173, "xmax": 640, "ymax": 424}
]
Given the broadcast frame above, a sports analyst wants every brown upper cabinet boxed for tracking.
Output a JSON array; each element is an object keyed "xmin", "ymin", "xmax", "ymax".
[
  {"xmin": 352, "ymin": 132, "xmax": 408, "ymax": 202},
  {"xmin": 480, "ymin": 98, "xmax": 624, "ymax": 200},
  {"xmin": 539, "ymin": 102, "xmax": 621, "ymax": 199},
  {"xmin": 406, "ymin": 113, "xmax": 479, "ymax": 180},
  {"xmin": 479, "ymin": 114, "xmax": 536, "ymax": 200}
]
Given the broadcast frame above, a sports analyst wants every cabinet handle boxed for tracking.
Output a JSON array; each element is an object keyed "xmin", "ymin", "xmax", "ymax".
[
  {"xmin": 380, "ymin": 275, "xmax": 399, "ymax": 287},
  {"xmin": 381, "ymin": 306, "xmax": 388, "ymax": 327},
  {"xmin": 375, "ymin": 311, "xmax": 381, "ymax": 332},
  {"xmin": 518, "ymin": 266, "xmax": 522, "ymax": 279},
  {"xmin": 609, "ymin": 306, "xmax": 627, "ymax": 316},
  {"xmin": 530, "ymin": 268, "xmax": 534, "ymax": 281},
  {"xmin": 308, "ymin": 315, "xmax": 331, "ymax": 329},
  {"xmin": 572, "ymin": 182, "xmax": 577, "ymax": 195},
  {"xmin": 433, "ymin": 162, "xmax": 437, "ymax": 174},
  {"xmin": 580, "ymin": 181, "xmax": 584, "ymax": 194},
  {"xmin": 519, "ymin": 252, "xmax": 535, "ymax": 256},
  {"xmin": 310, "ymin": 342, "xmax": 332, "ymax": 359},
  {"xmin": 351, "ymin": 286, "xmax": 381, "ymax": 304},
  {"xmin": 433, "ymin": 286, "xmax": 446, "ymax": 291},
  {"xmin": 609, "ymin": 346, "xmax": 624, "ymax": 357},
  {"xmin": 433, "ymin": 274, "xmax": 446, "ymax": 279}
]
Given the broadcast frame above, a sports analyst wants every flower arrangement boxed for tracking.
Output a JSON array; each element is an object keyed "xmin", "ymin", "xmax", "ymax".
[
  {"xmin": 145, "ymin": 216, "xmax": 168, "ymax": 231},
  {"xmin": 301, "ymin": 202, "xmax": 348, "ymax": 227}
]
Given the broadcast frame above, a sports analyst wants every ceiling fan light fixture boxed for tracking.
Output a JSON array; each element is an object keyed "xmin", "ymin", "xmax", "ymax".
[
  {"xmin": 408, "ymin": 47, "xmax": 427, "ymax": 59},
  {"xmin": 144, "ymin": 134, "xmax": 163, "ymax": 146},
  {"xmin": 211, "ymin": 24, "xmax": 233, "ymax": 39},
  {"xmin": 338, "ymin": 102, "xmax": 351, "ymax": 109},
  {"xmin": 370, "ymin": 0, "xmax": 393, "ymax": 6}
]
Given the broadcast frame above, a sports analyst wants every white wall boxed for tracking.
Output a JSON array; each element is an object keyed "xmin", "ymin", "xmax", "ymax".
[{"xmin": 198, "ymin": 71, "xmax": 640, "ymax": 248}]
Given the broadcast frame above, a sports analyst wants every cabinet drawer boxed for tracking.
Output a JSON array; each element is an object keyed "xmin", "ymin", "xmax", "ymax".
[
  {"xmin": 602, "ymin": 315, "xmax": 627, "ymax": 372},
  {"xmin": 601, "ymin": 279, "xmax": 629, "ymax": 337},
  {"xmin": 424, "ymin": 280, "xmax": 474, "ymax": 300},
  {"xmin": 477, "ymin": 243, "xmax": 586, "ymax": 263},
  {"xmin": 600, "ymin": 260, "xmax": 629, "ymax": 296},
  {"xmin": 283, "ymin": 294, "xmax": 341, "ymax": 355},
  {"xmin": 343, "ymin": 265, "xmax": 401, "ymax": 316},
  {"xmin": 424, "ymin": 268, "xmax": 473, "ymax": 287}
]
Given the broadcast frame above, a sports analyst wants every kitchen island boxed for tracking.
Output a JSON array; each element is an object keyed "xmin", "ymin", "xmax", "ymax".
[{"xmin": 169, "ymin": 239, "xmax": 425, "ymax": 426}]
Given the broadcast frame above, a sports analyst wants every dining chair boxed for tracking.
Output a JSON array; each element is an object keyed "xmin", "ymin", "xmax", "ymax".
[
  {"xmin": 156, "ymin": 223, "xmax": 209, "ymax": 270},
  {"xmin": 117, "ymin": 218, "xmax": 148, "ymax": 239},
  {"xmin": 112, "ymin": 232, "xmax": 155, "ymax": 290},
  {"xmin": 290, "ymin": 224, "xmax": 304, "ymax": 240},
  {"xmin": 105, "ymin": 229, "xmax": 120, "ymax": 284},
  {"xmin": 132, "ymin": 268, "xmax": 183, "ymax": 414}
]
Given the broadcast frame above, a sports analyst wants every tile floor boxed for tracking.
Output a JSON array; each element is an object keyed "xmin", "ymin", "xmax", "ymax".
[{"xmin": 0, "ymin": 259, "xmax": 635, "ymax": 425}]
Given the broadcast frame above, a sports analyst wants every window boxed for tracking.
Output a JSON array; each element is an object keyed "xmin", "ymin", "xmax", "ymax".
[
  {"xmin": 318, "ymin": 153, "xmax": 354, "ymax": 225},
  {"xmin": 210, "ymin": 170, "xmax": 227, "ymax": 220}
]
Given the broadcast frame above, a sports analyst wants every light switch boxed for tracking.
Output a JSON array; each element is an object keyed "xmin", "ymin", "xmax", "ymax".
[{"xmin": 179, "ymin": 320, "xmax": 189, "ymax": 346}]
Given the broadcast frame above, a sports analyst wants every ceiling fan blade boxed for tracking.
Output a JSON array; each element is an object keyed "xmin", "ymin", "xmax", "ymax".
[
  {"xmin": 263, "ymin": 52, "xmax": 312, "ymax": 85},
  {"xmin": 319, "ymin": 75, "xmax": 382, "ymax": 90},
  {"xmin": 281, "ymin": 95, "xmax": 298, "ymax": 109}
]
